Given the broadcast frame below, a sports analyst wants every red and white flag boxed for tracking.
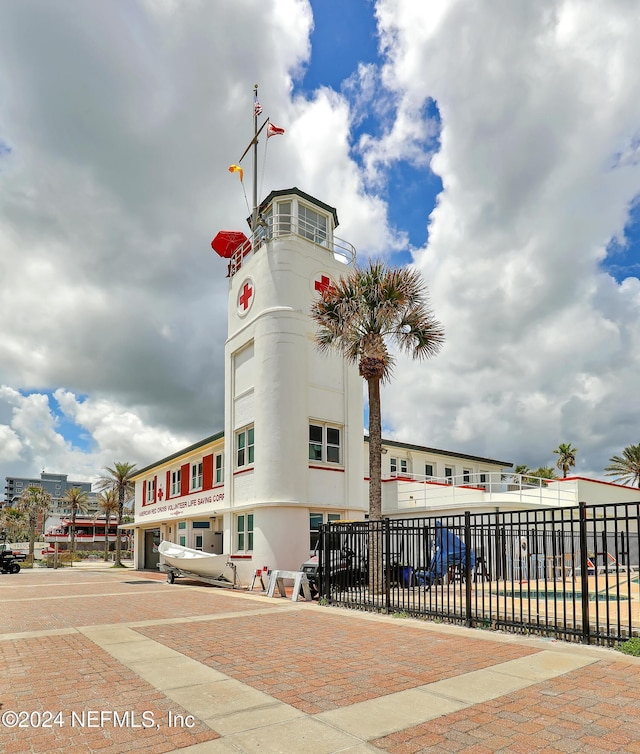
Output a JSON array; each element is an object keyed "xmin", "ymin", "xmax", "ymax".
[{"xmin": 267, "ymin": 122, "xmax": 285, "ymax": 138}]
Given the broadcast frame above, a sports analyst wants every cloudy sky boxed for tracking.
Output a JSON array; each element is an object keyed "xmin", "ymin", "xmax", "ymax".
[{"xmin": 1, "ymin": 0, "xmax": 639, "ymax": 492}]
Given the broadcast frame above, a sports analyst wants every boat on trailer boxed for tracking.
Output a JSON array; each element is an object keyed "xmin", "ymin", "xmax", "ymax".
[{"xmin": 158, "ymin": 541, "xmax": 236, "ymax": 586}]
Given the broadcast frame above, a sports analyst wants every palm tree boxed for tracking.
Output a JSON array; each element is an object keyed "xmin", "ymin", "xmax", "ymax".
[
  {"xmin": 553, "ymin": 443, "xmax": 577, "ymax": 477},
  {"xmin": 311, "ymin": 261, "xmax": 444, "ymax": 590},
  {"xmin": 96, "ymin": 488, "xmax": 119, "ymax": 562},
  {"xmin": 528, "ymin": 466, "xmax": 558, "ymax": 483},
  {"xmin": 605, "ymin": 443, "xmax": 640, "ymax": 487},
  {"xmin": 96, "ymin": 462, "xmax": 137, "ymax": 567},
  {"xmin": 61, "ymin": 487, "xmax": 90, "ymax": 566},
  {"xmin": 0, "ymin": 507, "xmax": 27, "ymax": 544},
  {"xmin": 17, "ymin": 486, "xmax": 52, "ymax": 561},
  {"xmin": 506, "ymin": 465, "xmax": 531, "ymax": 489}
]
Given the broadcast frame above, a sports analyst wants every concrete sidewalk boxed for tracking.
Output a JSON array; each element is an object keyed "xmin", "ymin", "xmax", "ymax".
[{"xmin": 0, "ymin": 565, "xmax": 638, "ymax": 754}]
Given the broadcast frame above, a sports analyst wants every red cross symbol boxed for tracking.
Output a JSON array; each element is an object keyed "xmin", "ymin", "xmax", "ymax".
[
  {"xmin": 315, "ymin": 274, "xmax": 331, "ymax": 293},
  {"xmin": 239, "ymin": 281, "xmax": 253, "ymax": 310},
  {"xmin": 157, "ymin": 487, "xmax": 164, "ymax": 501}
]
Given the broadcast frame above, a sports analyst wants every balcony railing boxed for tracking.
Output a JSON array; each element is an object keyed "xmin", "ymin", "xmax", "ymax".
[
  {"xmin": 228, "ymin": 216, "xmax": 356, "ymax": 276},
  {"xmin": 383, "ymin": 472, "xmax": 578, "ymax": 513}
]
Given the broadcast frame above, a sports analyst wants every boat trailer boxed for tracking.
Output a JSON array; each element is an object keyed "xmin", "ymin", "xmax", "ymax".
[{"xmin": 159, "ymin": 561, "xmax": 240, "ymax": 589}]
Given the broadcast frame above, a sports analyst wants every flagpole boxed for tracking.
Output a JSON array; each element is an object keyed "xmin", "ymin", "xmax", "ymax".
[{"xmin": 252, "ymin": 83, "xmax": 259, "ymax": 234}]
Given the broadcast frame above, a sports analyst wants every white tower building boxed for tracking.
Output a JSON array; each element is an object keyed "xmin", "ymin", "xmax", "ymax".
[{"xmin": 223, "ymin": 188, "xmax": 365, "ymax": 581}]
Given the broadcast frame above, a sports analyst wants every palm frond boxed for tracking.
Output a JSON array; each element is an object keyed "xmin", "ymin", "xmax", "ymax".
[{"xmin": 604, "ymin": 443, "xmax": 640, "ymax": 487}]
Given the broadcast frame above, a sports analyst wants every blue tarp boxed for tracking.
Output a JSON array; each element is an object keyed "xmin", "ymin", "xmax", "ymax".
[{"xmin": 416, "ymin": 522, "xmax": 475, "ymax": 587}]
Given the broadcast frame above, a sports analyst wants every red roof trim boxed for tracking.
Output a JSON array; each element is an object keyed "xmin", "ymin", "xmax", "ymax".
[{"xmin": 559, "ymin": 476, "xmax": 640, "ymax": 490}]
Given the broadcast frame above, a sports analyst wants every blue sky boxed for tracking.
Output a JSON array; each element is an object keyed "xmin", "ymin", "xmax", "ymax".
[
  {"xmin": 300, "ymin": 0, "xmax": 444, "ymax": 264},
  {"xmin": 1, "ymin": 0, "xmax": 640, "ymax": 487},
  {"xmin": 300, "ymin": 0, "xmax": 640, "ymax": 282}
]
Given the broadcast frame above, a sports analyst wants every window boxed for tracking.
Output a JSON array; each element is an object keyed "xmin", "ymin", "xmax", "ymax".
[
  {"xmin": 309, "ymin": 425, "xmax": 323, "ymax": 461},
  {"xmin": 178, "ymin": 521, "xmax": 186, "ymax": 530},
  {"xmin": 179, "ymin": 536, "xmax": 186, "ymax": 547},
  {"xmin": 463, "ymin": 469, "xmax": 471, "ymax": 484},
  {"xmin": 308, "ymin": 423, "xmax": 341, "ymax": 464},
  {"xmin": 192, "ymin": 521, "xmax": 210, "ymax": 529},
  {"xmin": 191, "ymin": 461, "xmax": 203, "ymax": 491},
  {"xmin": 298, "ymin": 204, "xmax": 328, "ymax": 245},
  {"xmin": 309, "ymin": 511, "xmax": 342, "ymax": 550},
  {"xmin": 195, "ymin": 535, "xmax": 203, "ymax": 551},
  {"xmin": 171, "ymin": 469, "xmax": 181, "ymax": 496},
  {"xmin": 146, "ymin": 480, "xmax": 154, "ymax": 503},
  {"xmin": 215, "ymin": 453, "xmax": 224, "ymax": 484},
  {"xmin": 326, "ymin": 428, "xmax": 340, "ymax": 462},
  {"xmin": 425, "ymin": 464, "xmax": 434, "ymax": 478},
  {"xmin": 236, "ymin": 513, "xmax": 254, "ymax": 552},
  {"xmin": 445, "ymin": 467, "xmax": 453, "ymax": 484},
  {"xmin": 391, "ymin": 457, "xmax": 408, "ymax": 475},
  {"xmin": 236, "ymin": 426, "xmax": 255, "ymax": 468},
  {"xmin": 276, "ymin": 200, "xmax": 291, "ymax": 234}
]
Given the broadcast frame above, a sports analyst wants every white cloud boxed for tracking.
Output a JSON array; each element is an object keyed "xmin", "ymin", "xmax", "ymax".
[
  {"xmin": 1, "ymin": 0, "xmax": 640, "ymax": 491},
  {"xmin": 0, "ymin": 0, "xmax": 395, "ymax": 487},
  {"xmin": 0, "ymin": 425, "xmax": 23, "ymax": 464},
  {"xmin": 375, "ymin": 0, "xmax": 640, "ymax": 476}
]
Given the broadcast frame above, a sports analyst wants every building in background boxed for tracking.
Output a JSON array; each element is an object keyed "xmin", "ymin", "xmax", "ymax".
[
  {"xmin": 3, "ymin": 471, "xmax": 99, "ymax": 539},
  {"xmin": 4, "ymin": 472, "xmax": 96, "ymax": 515}
]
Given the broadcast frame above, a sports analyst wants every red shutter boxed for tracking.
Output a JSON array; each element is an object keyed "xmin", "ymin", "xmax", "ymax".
[
  {"xmin": 153, "ymin": 477, "xmax": 157, "ymax": 504},
  {"xmin": 166, "ymin": 470, "xmax": 171, "ymax": 498},
  {"xmin": 181, "ymin": 463, "xmax": 190, "ymax": 496},
  {"xmin": 203, "ymin": 454, "xmax": 214, "ymax": 490}
]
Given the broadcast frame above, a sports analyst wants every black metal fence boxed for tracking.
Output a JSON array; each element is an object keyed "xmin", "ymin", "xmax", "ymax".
[{"xmin": 318, "ymin": 501, "xmax": 640, "ymax": 645}]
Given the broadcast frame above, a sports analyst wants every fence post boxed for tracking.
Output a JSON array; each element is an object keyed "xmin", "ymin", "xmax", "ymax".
[
  {"xmin": 464, "ymin": 511, "xmax": 473, "ymax": 628},
  {"xmin": 578, "ymin": 502, "xmax": 591, "ymax": 644},
  {"xmin": 384, "ymin": 519, "xmax": 391, "ymax": 614},
  {"xmin": 320, "ymin": 523, "xmax": 329, "ymax": 603}
]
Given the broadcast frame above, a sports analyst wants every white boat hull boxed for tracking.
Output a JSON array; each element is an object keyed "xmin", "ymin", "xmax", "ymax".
[{"xmin": 158, "ymin": 541, "xmax": 230, "ymax": 580}]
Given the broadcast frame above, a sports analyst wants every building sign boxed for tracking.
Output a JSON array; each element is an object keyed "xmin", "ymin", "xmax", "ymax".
[{"xmin": 137, "ymin": 491, "xmax": 225, "ymax": 521}]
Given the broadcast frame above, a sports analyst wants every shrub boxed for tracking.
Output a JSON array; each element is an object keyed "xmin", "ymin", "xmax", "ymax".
[{"xmin": 618, "ymin": 637, "xmax": 640, "ymax": 657}]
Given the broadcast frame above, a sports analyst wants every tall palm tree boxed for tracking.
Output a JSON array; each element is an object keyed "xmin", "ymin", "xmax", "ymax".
[
  {"xmin": 61, "ymin": 487, "xmax": 90, "ymax": 566},
  {"xmin": 605, "ymin": 443, "xmax": 640, "ymax": 487},
  {"xmin": 96, "ymin": 488, "xmax": 119, "ymax": 562},
  {"xmin": 97, "ymin": 462, "xmax": 137, "ymax": 567},
  {"xmin": 553, "ymin": 442, "xmax": 578, "ymax": 477},
  {"xmin": 311, "ymin": 261, "xmax": 443, "ymax": 589},
  {"xmin": 17, "ymin": 485, "xmax": 52, "ymax": 561}
]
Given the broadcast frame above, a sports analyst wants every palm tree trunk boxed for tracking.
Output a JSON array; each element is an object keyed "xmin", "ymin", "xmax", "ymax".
[
  {"xmin": 115, "ymin": 491, "xmax": 123, "ymax": 567},
  {"xmin": 367, "ymin": 376, "xmax": 383, "ymax": 520},
  {"xmin": 367, "ymin": 376, "xmax": 384, "ymax": 593},
  {"xmin": 104, "ymin": 512, "xmax": 110, "ymax": 562},
  {"xmin": 28, "ymin": 520, "xmax": 35, "ymax": 562},
  {"xmin": 70, "ymin": 506, "xmax": 76, "ymax": 567}
]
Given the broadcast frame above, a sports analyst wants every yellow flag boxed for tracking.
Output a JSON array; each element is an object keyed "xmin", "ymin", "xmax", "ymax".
[{"xmin": 228, "ymin": 164, "xmax": 243, "ymax": 182}]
